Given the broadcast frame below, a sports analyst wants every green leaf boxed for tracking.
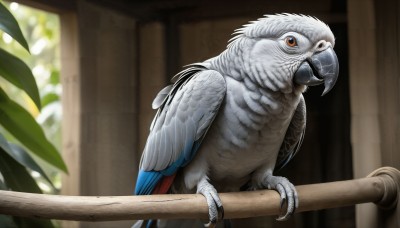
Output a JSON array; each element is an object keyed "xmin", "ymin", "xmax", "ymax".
[
  {"xmin": 0, "ymin": 149, "xmax": 54, "ymax": 228},
  {"xmin": 0, "ymin": 133, "xmax": 55, "ymax": 188},
  {"xmin": 0, "ymin": 48, "xmax": 41, "ymax": 110},
  {"xmin": 41, "ymin": 93, "xmax": 59, "ymax": 108},
  {"xmin": 0, "ymin": 133, "xmax": 17, "ymax": 159},
  {"xmin": 10, "ymin": 144, "xmax": 55, "ymax": 188},
  {"xmin": 49, "ymin": 70, "xmax": 60, "ymax": 85},
  {"xmin": 0, "ymin": 148, "xmax": 41, "ymax": 193},
  {"xmin": 0, "ymin": 89, "xmax": 67, "ymax": 173},
  {"xmin": 0, "ymin": 2, "xmax": 30, "ymax": 52}
]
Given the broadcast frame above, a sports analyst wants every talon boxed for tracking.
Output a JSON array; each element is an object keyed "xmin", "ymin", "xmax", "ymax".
[
  {"xmin": 276, "ymin": 213, "xmax": 291, "ymax": 221},
  {"xmin": 280, "ymin": 195, "xmax": 286, "ymax": 209},
  {"xmin": 204, "ymin": 221, "xmax": 216, "ymax": 228},
  {"xmin": 218, "ymin": 205, "xmax": 225, "ymax": 220},
  {"xmin": 198, "ymin": 178, "xmax": 223, "ymax": 226},
  {"xmin": 276, "ymin": 203, "xmax": 293, "ymax": 221},
  {"xmin": 264, "ymin": 175, "xmax": 298, "ymax": 221},
  {"xmin": 276, "ymin": 184, "xmax": 286, "ymax": 208}
]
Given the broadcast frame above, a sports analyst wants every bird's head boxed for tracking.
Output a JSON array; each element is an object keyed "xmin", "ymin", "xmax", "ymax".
[{"xmin": 229, "ymin": 14, "xmax": 339, "ymax": 95}]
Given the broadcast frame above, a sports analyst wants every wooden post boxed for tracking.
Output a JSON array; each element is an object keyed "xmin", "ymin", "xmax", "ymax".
[
  {"xmin": 348, "ymin": 0, "xmax": 400, "ymax": 227},
  {"xmin": 60, "ymin": 11, "xmax": 81, "ymax": 228},
  {"xmin": 374, "ymin": 0, "xmax": 400, "ymax": 175},
  {"xmin": 347, "ymin": 1, "xmax": 382, "ymax": 227},
  {"xmin": 60, "ymin": 1, "xmax": 139, "ymax": 227}
]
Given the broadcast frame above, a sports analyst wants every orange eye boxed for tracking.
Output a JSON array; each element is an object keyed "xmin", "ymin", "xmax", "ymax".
[{"xmin": 285, "ymin": 36, "xmax": 298, "ymax": 47}]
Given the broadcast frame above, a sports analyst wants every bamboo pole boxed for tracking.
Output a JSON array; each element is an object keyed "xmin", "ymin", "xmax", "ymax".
[{"xmin": 0, "ymin": 167, "xmax": 398, "ymax": 222}]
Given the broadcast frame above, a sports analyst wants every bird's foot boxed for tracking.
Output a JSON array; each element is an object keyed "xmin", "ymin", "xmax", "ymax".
[
  {"xmin": 264, "ymin": 174, "xmax": 298, "ymax": 221},
  {"xmin": 197, "ymin": 178, "xmax": 224, "ymax": 227}
]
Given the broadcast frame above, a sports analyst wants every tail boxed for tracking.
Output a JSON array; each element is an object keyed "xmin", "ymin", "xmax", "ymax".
[
  {"xmin": 132, "ymin": 220, "xmax": 144, "ymax": 228},
  {"xmin": 133, "ymin": 174, "xmax": 177, "ymax": 228},
  {"xmin": 132, "ymin": 220, "xmax": 157, "ymax": 228},
  {"xmin": 133, "ymin": 219, "xmax": 231, "ymax": 228}
]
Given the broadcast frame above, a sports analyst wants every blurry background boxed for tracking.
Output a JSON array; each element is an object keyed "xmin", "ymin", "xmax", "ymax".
[
  {"xmin": 0, "ymin": 2, "xmax": 62, "ymax": 193},
  {"xmin": 6, "ymin": 0, "xmax": 400, "ymax": 227}
]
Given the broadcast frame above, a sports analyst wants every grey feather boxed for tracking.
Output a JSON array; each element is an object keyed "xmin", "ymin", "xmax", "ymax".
[
  {"xmin": 275, "ymin": 95, "xmax": 306, "ymax": 170},
  {"xmin": 140, "ymin": 67, "xmax": 226, "ymax": 171},
  {"xmin": 152, "ymin": 85, "xmax": 173, "ymax": 109}
]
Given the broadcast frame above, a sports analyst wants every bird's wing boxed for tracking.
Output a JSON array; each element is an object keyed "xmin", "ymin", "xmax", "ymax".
[
  {"xmin": 275, "ymin": 95, "xmax": 306, "ymax": 171},
  {"xmin": 135, "ymin": 65, "xmax": 226, "ymax": 195}
]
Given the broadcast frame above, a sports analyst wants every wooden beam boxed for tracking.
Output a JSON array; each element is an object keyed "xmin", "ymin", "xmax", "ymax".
[
  {"xmin": 0, "ymin": 167, "xmax": 398, "ymax": 223},
  {"xmin": 86, "ymin": 0, "xmax": 345, "ymax": 23}
]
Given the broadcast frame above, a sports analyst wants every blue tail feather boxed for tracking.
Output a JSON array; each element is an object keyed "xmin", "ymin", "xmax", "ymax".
[
  {"xmin": 135, "ymin": 170, "xmax": 163, "ymax": 195},
  {"xmin": 135, "ymin": 139, "xmax": 203, "ymax": 195}
]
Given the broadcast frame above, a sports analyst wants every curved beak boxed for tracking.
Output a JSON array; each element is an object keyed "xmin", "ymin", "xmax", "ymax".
[{"xmin": 293, "ymin": 46, "xmax": 339, "ymax": 96}]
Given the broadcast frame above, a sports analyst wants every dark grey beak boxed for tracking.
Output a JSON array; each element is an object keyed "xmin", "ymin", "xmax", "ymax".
[{"xmin": 293, "ymin": 46, "xmax": 339, "ymax": 96}]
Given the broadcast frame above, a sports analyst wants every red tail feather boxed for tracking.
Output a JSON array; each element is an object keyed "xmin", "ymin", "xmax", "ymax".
[{"xmin": 152, "ymin": 173, "xmax": 177, "ymax": 194}]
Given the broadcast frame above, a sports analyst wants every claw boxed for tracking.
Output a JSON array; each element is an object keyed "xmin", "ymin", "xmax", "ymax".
[
  {"xmin": 204, "ymin": 221, "xmax": 216, "ymax": 228},
  {"xmin": 276, "ymin": 213, "xmax": 292, "ymax": 221},
  {"xmin": 264, "ymin": 175, "xmax": 298, "ymax": 221},
  {"xmin": 276, "ymin": 209, "xmax": 293, "ymax": 221},
  {"xmin": 197, "ymin": 178, "xmax": 224, "ymax": 227},
  {"xmin": 276, "ymin": 184, "xmax": 286, "ymax": 208},
  {"xmin": 218, "ymin": 205, "xmax": 225, "ymax": 220}
]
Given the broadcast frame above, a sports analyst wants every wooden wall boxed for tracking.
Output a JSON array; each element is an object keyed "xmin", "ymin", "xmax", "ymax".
[
  {"xmin": 137, "ymin": 22, "xmax": 167, "ymax": 153},
  {"xmin": 375, "ymin": 0, "xmax": 400, "ymax": 174},
  {"xmin": 371, "ymin": 0, "xmax": 400, "ymax": 227},
  {"xmin": 348, "ymin": 0, "xmax": 400, "ymax": 227},
  {"xmin": 347, "ymin": 1, "xmax": 381, "ymax": 227},
  {"xmin": 20, "ymin": 0, "xmax": 400, "ymax": 227},
  {"xmin": 61, "ymin": 1, "xmax": 138, "ymax": 227}
]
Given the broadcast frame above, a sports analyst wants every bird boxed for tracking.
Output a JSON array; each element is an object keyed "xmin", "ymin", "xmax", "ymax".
[{"xmin": 134, "ymin": 13, "xmax": 339, "ymax": 228}]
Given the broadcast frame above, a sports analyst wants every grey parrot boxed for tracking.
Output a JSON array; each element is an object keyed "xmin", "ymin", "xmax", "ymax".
[{"xmin": 134, "ymin": 13, "xmax": 339, "ymax": 227}]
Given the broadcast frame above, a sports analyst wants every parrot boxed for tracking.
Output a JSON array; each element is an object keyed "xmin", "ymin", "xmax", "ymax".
[{"xmin": 134, "ymin": 13, "xmax": 339, "ymax": 228}]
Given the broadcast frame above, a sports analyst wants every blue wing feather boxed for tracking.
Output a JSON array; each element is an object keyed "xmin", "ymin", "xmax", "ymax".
[
  {"xmin": 135, "ymin": 66, "xmax": 226, "ymax": 196},
  {"xmin": 135, "ymin": 170, "xmax": 163, "ymax": 195},
  {"xmin": 135, "ymin": 138, "xmax": 202, "ymax": 195}
]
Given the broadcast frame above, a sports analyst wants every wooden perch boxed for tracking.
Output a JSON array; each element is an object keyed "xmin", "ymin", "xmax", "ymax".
[{"xmin": 0, "ymin": 167, "xmax": 399, "ymax": 222}]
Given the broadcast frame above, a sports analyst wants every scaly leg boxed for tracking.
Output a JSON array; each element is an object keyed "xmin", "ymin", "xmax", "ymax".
[
  {"xmin": 263, "ymin": 174, "xmax": 298, "ymax": 221},
  {"xmin": 197, "ymin": 178, "xmax": 224, "ymax": 227}
]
